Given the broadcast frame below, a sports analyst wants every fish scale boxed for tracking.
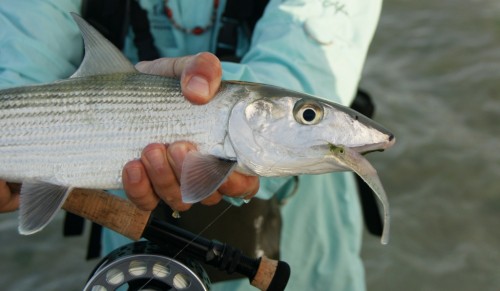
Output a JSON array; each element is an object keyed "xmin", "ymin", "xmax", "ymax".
[{"xmin": 0, "ymin": 73, "xmax": 238, "ymax": 188}]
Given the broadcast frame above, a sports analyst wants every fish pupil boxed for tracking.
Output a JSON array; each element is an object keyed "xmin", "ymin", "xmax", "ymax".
[{"xmin": 303, "ymin": 108, "xmax": 316, "ymax": 122}]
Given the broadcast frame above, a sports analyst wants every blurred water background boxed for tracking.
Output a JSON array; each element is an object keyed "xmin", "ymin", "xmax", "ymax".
[
  {"xmin": 1, "ymin": 0, "xmax": 499, "ymax": 290},
  {"xmin": 360, "ymin": 0, "xmax": 500, "ymax": 290}
]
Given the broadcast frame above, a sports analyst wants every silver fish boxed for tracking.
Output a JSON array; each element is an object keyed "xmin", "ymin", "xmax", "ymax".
[
  {"xmin": 0, "ymin": 14, "xmax": 395, "ymax": 236},
  {"xmin": 329, "ymin": 145, "xmax": 391, "ymax": 244}
]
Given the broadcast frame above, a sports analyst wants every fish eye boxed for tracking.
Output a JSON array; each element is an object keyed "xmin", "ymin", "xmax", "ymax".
[
  {"xmin": 293, "ymin": 99, "xmax": 324, "ymax": 125},
  {"xmin": 303, "ymin": 108, "xmax": 316, "ymax": 122}
]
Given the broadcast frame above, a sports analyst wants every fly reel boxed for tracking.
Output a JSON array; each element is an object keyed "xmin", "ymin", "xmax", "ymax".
[{"xmin": 84, "ymin": 241, "xmax": 211, "ymax": 291}]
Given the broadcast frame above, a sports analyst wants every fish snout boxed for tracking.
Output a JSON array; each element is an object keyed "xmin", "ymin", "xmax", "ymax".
[
  {"xmin": 349, "ymin": 132, "xmax": 395, "ymax": 154},
  {"xmin": 384, "ymin": 133, "xmax": 396, "ymax": 150}
]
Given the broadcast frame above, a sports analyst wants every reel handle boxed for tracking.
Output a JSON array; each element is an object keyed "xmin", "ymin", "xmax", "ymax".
[{"xmin": 62, "ymin": 188, "xmax": 290, "ymax": 291}]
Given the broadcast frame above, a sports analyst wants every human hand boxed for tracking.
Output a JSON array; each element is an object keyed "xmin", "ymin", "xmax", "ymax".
[
  {"xmin": 0, "ymin": 180, "xmax": 20, "ymax": 213},
  {"xmin": 122, "ymin": 53, "xmax": 260, "ymax": 212}
]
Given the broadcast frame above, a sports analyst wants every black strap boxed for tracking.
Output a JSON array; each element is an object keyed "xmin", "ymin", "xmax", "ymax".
[
  {"xmin": 215, "ymin": 0, "xmax": 269, "ymax": 60},
  {"xmin": 129, "ymin": 0, "xmax": 160, "ymax": 61},
  {"xmin": 86, "ymin": 223, "xmax": 103, "ymax": 260},
  {"xmin": 81, "ymin": 0, "xmax": 131, "ymax": 49},
  {"xmin": 350, "ymin": 89, "xmax": 384, "ymax": 237},
  {"xmin": 63, "ymin": 212, "xmax": 85, "ymax": 236},
  {"xmin": 63, "ymin": 211, "xmax": 102, "ymax": 260},
  {"xmin": 82, "ymin": 0, "xmax": 159, "ymax": 61}
]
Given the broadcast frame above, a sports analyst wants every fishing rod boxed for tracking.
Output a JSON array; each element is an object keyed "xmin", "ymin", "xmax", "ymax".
[{"xmin": 62, "ymin": 187, "xmax": 290, "ymax": 290}]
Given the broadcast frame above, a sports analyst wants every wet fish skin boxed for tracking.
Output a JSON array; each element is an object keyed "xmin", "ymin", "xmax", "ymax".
[{"xmin": 0, "ymin": 73, "xmax": 237, "ymax": 188}]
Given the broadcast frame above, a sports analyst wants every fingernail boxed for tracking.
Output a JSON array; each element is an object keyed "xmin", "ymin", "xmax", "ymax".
[
  {"xmin": 126, "ymin": 167, "xmax": 142, "ymax": 184},
  {"xmin": 145, "ymin": 148, "xmax": 165, "ymax": 172},
  {"xmin": 239, "ymin": 192, "xmax": 253, "ymax": 204},
  {"xmin": 186, "ymin": 76, "xmax": 210, "ymax": 100},
  {"xmin": 135, "ymin": 61, "xmax": 146, "ymax": 70},
  {"xmin": 134, "ymin": 61, "xmax": 150, "ymax": 73}
]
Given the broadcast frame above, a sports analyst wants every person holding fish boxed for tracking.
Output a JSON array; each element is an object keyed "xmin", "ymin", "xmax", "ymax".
[{"xmin": 0, "ymin": 0, "xmax": 392, "ymax": 290}]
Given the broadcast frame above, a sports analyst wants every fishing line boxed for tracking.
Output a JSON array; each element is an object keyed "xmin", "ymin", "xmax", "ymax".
[
  {"xmin": 172, "ymin": 202, "xmax": 234, "ymax": 260},
  {"xmin": 136, "ymin": 202, "xmax": 234, "ymax": 290}
]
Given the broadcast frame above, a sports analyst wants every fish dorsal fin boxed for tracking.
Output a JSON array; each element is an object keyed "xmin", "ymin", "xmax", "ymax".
[
  {"xmin": 180, "ymin": 152, "xmax": 237, "ymax": 203},
  {"xmin": 19, "ymin": 180, "xmax": 72, "ymax": 235},
  {"xmin": 70, "ymin": 13, "xmax": 136, "ymax": 78}
]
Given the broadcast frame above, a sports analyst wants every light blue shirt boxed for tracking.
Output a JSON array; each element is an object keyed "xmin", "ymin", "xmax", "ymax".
[{"xmin": 0, "ymin": 0, "xmax": 382, "ymax": 290}]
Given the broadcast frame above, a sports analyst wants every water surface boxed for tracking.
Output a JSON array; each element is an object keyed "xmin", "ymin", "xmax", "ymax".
[{"xmin": 360, "ymin": 0, "xmax": 500, "ymax": 290}]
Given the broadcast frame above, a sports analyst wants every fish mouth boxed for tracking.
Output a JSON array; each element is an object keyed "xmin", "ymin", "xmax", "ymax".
[{"xmin": 351, "ymin": 134, "xmax": 396, "ymax": 155}]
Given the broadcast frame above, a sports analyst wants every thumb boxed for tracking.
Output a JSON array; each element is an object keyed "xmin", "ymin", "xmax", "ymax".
[{"xmin": 135, "ymin": 52, "xmax": 222, "ymax": 105}]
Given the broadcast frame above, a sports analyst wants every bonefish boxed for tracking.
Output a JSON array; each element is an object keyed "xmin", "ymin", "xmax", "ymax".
[{"xmin": 0, "ymin": 14, "xmax": 395, "ymax": 242}]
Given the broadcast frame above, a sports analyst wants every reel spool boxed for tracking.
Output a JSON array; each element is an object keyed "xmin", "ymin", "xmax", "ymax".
[{"xmin": 85, "ymin": 241, "xmax": 210, "ymax": 291}]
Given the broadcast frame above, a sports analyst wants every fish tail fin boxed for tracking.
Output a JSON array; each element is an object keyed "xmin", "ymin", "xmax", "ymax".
[{"xmin": 19, "ymin": 181, "xmax": 72, "ymax": 235}]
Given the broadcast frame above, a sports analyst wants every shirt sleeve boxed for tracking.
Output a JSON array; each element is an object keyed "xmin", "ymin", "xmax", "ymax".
[
  {"xmin": 0, "ymin": 0, "xmax": 83, "ymax": 89},
  {"xmin": 221, "ymin": 0, "xmax": 382, "ymax": 105}
]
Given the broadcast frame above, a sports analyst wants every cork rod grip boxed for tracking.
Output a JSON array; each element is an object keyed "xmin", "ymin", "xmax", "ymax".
[
  {"xmin": 252, "ymin": 257, "xmax": 290, "ymax": 291},
  {"xmin": 62, "ymin": 188, "xmax": 151, "ymax": 240}
]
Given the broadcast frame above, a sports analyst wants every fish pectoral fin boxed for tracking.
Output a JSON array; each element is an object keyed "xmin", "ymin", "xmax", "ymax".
[
  {"xmin": 19, "ymin": 180, "xmax": 72, "ymax": 235},
  {"xmin": 70, "ymin": 13, "xmax": 137, "ymax": 78},
  {"xmin": 180, "ymin": 152, "xmax": 237, "ymax": 203}
]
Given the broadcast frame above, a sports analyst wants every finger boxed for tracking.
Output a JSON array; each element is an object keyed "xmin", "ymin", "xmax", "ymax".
[
  {"xmin": 136, "ymin": 53, "xmax": 222, "ymax": 105},
  {"xmin": 200, "ymin": 174, "xmax": 258, "ymax": 206},
  {"xmin": 7, "ymin": 182, "xmax": 21, "ymax": 195},
  {"xmin": 218, "ymin": 173, "xmax": 260, "ymax": 199},
  {"xmin": 168, "ymin": 142, "xmax": 223, "ymax": 206},
  {"xmin": 0, "ymin": 181, "xmax": 20, "ymax": 212},
  {"xmin": 122, "ymin": 160, "xmax": 159, "ymax": 211},
  {"xmin": 166, "ymin": 141, "xmax": 199, "ymax": 180},
  {"xmin": 180, "ymin": 52, "xmax": 222, "ymax": 105},
  {"xmin": 135, "ymin": 56, "xmax": 186, "ymax": 78},
  {"xmin": 200, "ymin": 192, "xmax": 223, "ymax": 206},
  {"xmin": 142, "ymin": 143, "xmax": 191, "ymax": 212},
  {"xmin": 168, "ymin": 142, "xmax": 259, "ymax": 204}
]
